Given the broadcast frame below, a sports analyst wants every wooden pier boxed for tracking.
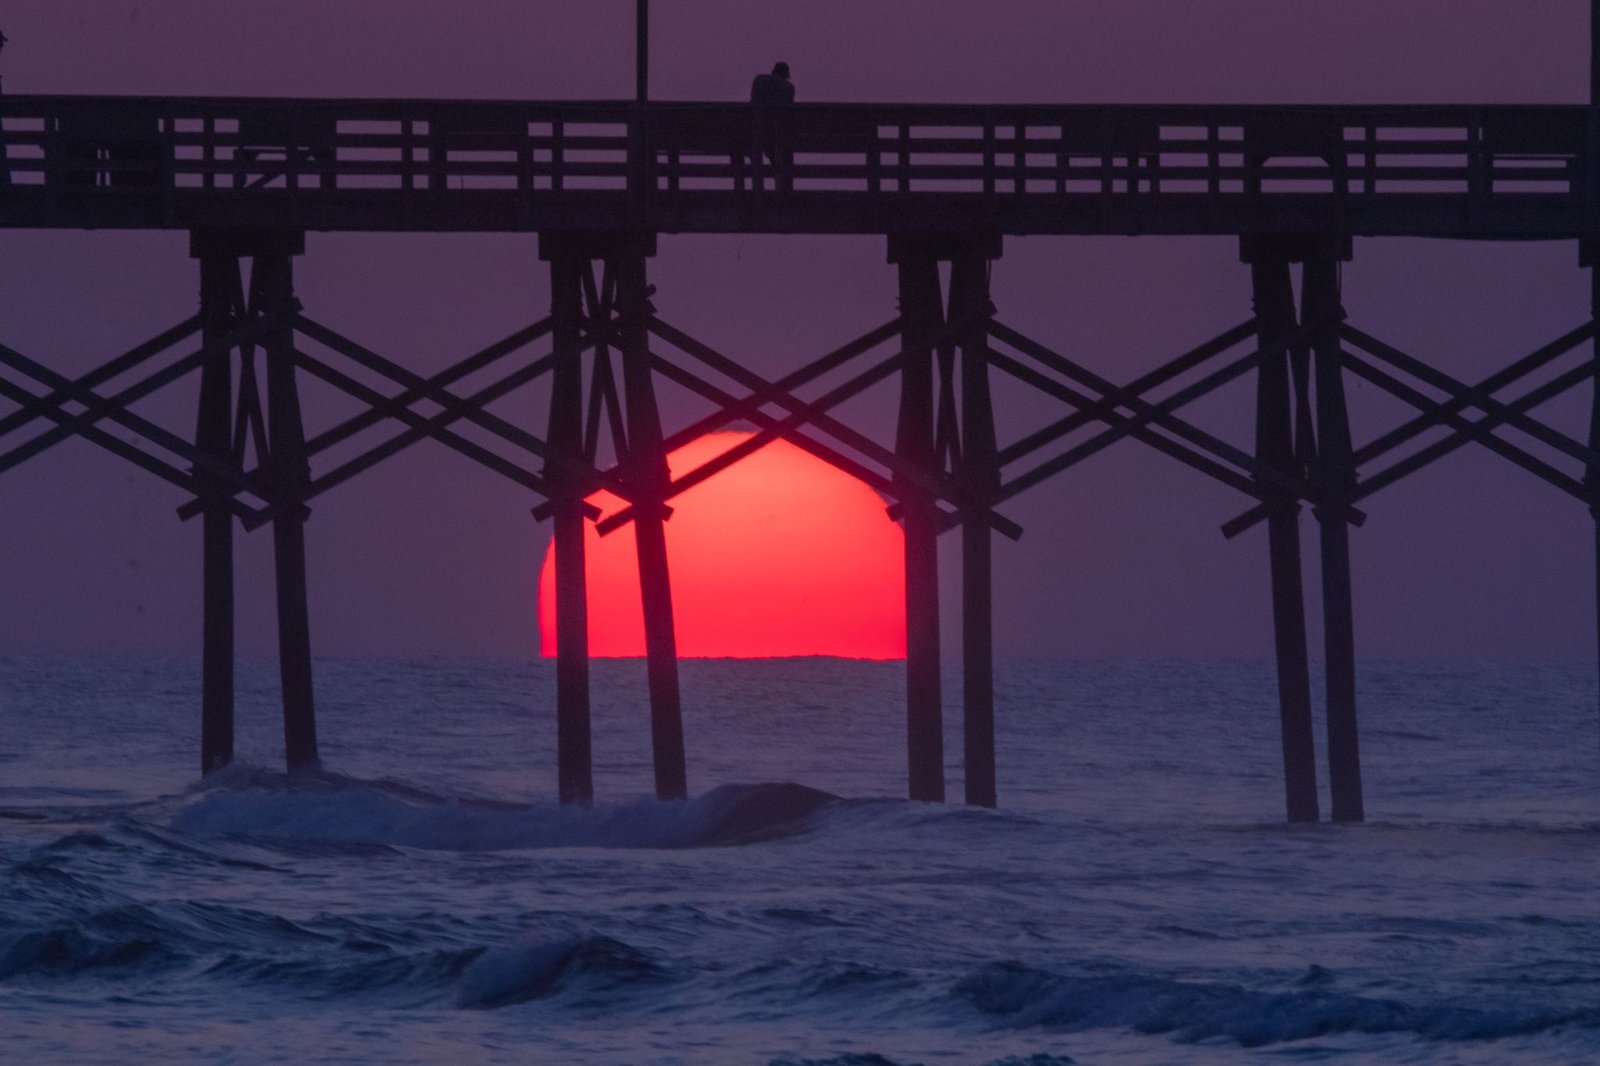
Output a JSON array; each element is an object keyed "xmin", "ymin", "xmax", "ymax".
[{"xmin": 3, "ymin": 94, "xmax": 1599, "ymax": 820}]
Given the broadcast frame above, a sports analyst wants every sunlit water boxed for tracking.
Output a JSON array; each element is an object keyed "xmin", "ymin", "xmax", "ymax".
[{"xmin": 1, "ymin": 656, "xmax": 1596, "ymax": 1064}]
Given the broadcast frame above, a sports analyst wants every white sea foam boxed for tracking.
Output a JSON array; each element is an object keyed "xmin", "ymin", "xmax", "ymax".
[{"xmin": 169, "ymin": 775, "xmax": 837, "ymax": 851}]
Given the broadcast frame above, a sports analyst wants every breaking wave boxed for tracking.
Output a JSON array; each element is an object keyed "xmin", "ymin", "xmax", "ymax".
[
  {"xmin": 169, "ymin": 770, "xmax": 838, "ymax": 851},
  {"xmin": 955, "ymin": 960, "xmax": 1600, "ymax": 1046}
]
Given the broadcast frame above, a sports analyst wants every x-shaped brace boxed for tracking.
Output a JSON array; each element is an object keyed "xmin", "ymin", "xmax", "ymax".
[
  {"xmin": 584, "ymin": 315, "xmax": 1024, "ymax": 540},
  {"xmin": 1220, "ymin": 319, "xmax": 1599, "ymax": 537}
]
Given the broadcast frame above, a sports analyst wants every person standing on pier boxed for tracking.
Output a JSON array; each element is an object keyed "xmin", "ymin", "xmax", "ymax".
[{"xmin": 750, "ymin": 61, "xmax": 795, "ymax": 192}]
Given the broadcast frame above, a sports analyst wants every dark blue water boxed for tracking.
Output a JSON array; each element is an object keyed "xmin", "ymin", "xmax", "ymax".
[{"xmin": 2, "ymin": 657, "xmax": 1596, "ymax": 1064}]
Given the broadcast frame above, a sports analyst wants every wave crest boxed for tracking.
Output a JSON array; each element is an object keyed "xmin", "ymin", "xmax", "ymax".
[
  {"xmin": 169, "ymin": 776, "xmax": 837, "ymax": 852},
  {"xmin": 956, "ymin": 961, "xmax": 1600, "ymax": 1046},
  {"xmin": 456, "ymin": 934, "xmax": 661, "ymax": 1009}
]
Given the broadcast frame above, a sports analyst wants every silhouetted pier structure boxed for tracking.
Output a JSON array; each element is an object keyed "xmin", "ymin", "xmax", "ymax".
[{"xmin": 4, "ymin": 93, "xmax": 1600, "ymax": 821}]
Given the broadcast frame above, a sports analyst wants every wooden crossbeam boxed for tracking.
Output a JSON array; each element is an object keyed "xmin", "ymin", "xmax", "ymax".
[
  {"xmin": 0, "ymin": 373, "xmax": 261, "ymax": 522},
  {"xmin": 0, "ymin": 316, "xmax": 201, "ymax": 440},
  {"xmin": 0, "ymin": 339, "xmax": 260, "ymax": 500},
  {"xmin": 1352, "ymin": 322, "xmax": 1593, "ymax": 466},
  {"xmin": 647, "ymin": 354, "xmax": 901, "ymax": 500},
  {"xmin": 990, "ymin": 320, "xmax": 1325, "ymax": 505},
  {"xmin": 1341, "ymin": 350, "xmax": 1588, "ymax": 500},
  {"xmin": 176, "ymin": 318, "xmax": 563, "ymax": 521},
  {"xmin": 0, "ymin": 348, "xmax": 206, "ymax": 475},
  {"xmin": 308, "ymin": 319, "xmax": 551, "ymax": 456},
  {"xmin": 291, "ymin": 348, "xmax": 553, "ymax": 497},
  {"xmin": 997, "ymin": 319, "xmax": 1258, "ymax": 467},
  {"xmin": 595, "ymin": 351, "xmax": 906, "ymax": 536},
  {"xmin": 1357, "ymin": 359, "xmax": 1597, "ymax": 503},
  {"xmin": 650, "ymin": 315, "xmax": 1021, "ymax": 536},
  {"xmin": 530, "ymin": 318, "xmax": 901, "ymax": 522},
  {"xmin": 293, "ymin": 314, "xmax": 637, "ymax": 504},
  {"xmin": 1343, "ymin": 324, "xmax": 1600, "ymax": 468},
  {"xmin": 1220, "ymin": 320, "xmax": 1599, "ymax": 538},
  {"xmin": 0, "ymin": 311, "xmax": 278, "ymax": 479},
  {"xmin": 982, "ymin": 346, "xmax": 1265, "ymax": 513},
  {"xmin": 305, "ymin": 352, "xmax": 598, "ymax": 520}
]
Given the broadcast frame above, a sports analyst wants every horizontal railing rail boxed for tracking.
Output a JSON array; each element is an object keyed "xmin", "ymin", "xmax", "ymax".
[{"xmin": 0, "ymin": 96, "xmax": 1591, "ymax": 236}]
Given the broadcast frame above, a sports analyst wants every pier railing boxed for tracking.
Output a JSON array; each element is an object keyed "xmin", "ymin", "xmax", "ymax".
[{"xmin": 0, "ymin": 96, "xmax": 1591, "ymax": 237}]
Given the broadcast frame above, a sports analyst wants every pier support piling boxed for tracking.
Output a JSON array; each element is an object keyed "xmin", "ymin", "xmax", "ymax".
[
  {"xmin": 892, "ymin": 238, "xmax": 951, "ymax": 804},
  {"xmin": 616, "ymin": 248, "xmax": 688, "ymax": 802},
  {"xmin": 954, "ymin": 253, "xmax": 999, "ymax": 809},
  {"xmin": 1303, "ymin": 254, "xmax": 1364, "ymax": 823},
  {"xmin": 547, "ymin": 253, "xmax": 595, "ymax": 806},
  {"xmin": 540, "ymin": 232, "xmax": 684, "ymax": 803},
  {"xmin": 1586, "ymin": 243, "xmax": 1600, "ymax": 754},
  {"xmin": 193, "ymin": 245, "xmax": 242, "ymax": 776},
  {"xmin": 1245, "ymin": 246, "xmax": 1320, "ymax": 823},
  {"xmin": 255, "ymin": 238, "xmax": 319, "ymax": 773}
]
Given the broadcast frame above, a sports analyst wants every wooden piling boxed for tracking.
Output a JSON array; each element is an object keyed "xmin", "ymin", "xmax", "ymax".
[
  {"xmin": 1586, "ymin": 248, "xmax": 1600, "ymax": 755},
  {"xmin": 954, "ymin": 253, "xmax": 999, "ymax": 808},
  {"xmin": 1303, "ymin": 255, "xmax": 1364, "ymax": 823},
  {"xmin": 194, "ymin": 248, "xmax": 240, "ymax": 776},
  {"xmin": 256, "ymin": 245, "xmax": 319, "ymax": 773},
  {"xmin": 893, "ymin": 242, "xmax": 946, "ymax": 803},
  {"xmin": 1246, "ymin": 251, "xmax": 1320, "ymax": 824},
  {"xmin": 615, "ymin": 248, "xmax": 688, "ymax": 802},
  {"xmin": 547, "ymin": 254, "xmax": 594, "ymax": 806}
]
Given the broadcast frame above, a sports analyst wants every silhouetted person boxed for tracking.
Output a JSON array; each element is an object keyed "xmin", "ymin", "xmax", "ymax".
[{"xmin": 750, "ymin": 61, "xmax": 794, "ymax": 192}]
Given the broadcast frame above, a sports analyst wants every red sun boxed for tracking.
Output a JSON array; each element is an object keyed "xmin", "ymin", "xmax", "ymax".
[{"xmin": 539, "ymin": 430, "xmax": 905, "ymax": 659}]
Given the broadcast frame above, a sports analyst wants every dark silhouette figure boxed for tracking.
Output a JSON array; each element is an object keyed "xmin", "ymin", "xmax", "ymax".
[{"xmin": 749, "ymin": 61, "xmax": 795, "ymax": 191}]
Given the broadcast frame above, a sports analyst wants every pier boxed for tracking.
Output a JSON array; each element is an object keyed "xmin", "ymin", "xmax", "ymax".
[{"xmin": 3, "ymin": 90, "xmax": 1599, "ymax": 821}]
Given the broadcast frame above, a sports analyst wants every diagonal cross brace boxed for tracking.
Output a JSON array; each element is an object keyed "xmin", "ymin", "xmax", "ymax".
[
  {"xmin": 997, "ymin": 319, "xmax": 1259, "ymax": 468},
  {"xmin": 649, "ymin": 315, "xmax": 1022, "ymax": 538},
  {"xmin": 1220, "ymin": 319, "xmax": 1599, "ymax": 538},
  {"xmin": 1343, "ymin": 323, "xmax": 1600, "ymax": 468},
  {"xmin": 989, "ymin": 319, "xmax": 1330, "ymax": 508},
  {"xmin": 0, "ymin": 312, "xmax": 281, "ymax": 488},
  {"xmin": 1340, "ymin": 348, "xmax": 1590, "ymax": 501},
  {"xmin": 1353, "ymin": 321, "xmax": 1594, "ymax": 466},
  {"xmin": 0, "ymin": 338, "xmax": 265, "ymax": 503},
  {"xmin": 982, "ymin": 322, "xmax": 1364, "ymax": 536},
  {"xmin": 595, "ymin": 349, "xmax": 913, "ymax": 537},
  {"xmin": 530, "ymin": 318, "xmax": 903, "ymax": 523},
  {"xmin": 1356, "ymin": 357, "xmax": 1597, "ymax": 503},
  {"xmin": 648, "ymin": 353, "xmax": 907, "ymax": 501},
  {"xmin": 974, "ymin": 345, "xmax": 1268, "ymax": 530},
  {"xmin": 0, "ymin": 373, "xmax": 263, "ymax": 523},
  {"xmin": 174, "ymin": 318, "xmax": 573, "ymax": 521},
  {"xmin": 293, "ymin": 314, "xmax": 642, "ymax": 507},
  {"xmin": 291, "ymin": 348, "xmax": 555, "ymax": 498},
  {"xmin": 0, "ymin": 317, "xmax": 202, "ymax": 442}
]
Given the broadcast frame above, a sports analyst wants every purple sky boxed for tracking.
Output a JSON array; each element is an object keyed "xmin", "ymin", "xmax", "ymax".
[{"xmin": 1, "ymin": 2, "xmax": 1596, "ymax": 662}]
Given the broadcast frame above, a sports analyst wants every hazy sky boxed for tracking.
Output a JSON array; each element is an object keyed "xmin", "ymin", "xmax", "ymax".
[{"xmin": 1, "ymin": 2, "xmax": 1596, "ymax": 662}]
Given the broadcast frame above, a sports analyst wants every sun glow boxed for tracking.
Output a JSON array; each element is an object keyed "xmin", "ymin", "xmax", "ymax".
[{"xmin": 538, "ymin": 430, "xmax": 905, "ymax": 659}]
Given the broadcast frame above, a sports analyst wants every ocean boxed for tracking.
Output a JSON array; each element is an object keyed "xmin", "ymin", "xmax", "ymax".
[{"xmin": 1, "ymin": 655, "xmax": 1596, "ymax": 1064}]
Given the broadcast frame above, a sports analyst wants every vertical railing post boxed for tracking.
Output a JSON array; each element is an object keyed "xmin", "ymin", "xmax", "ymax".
[
  {"xmin": 1304, "ymin": 248, "xmax": 1363, "ymax": 823},
  {"xmin": 191, "ymin": 236, "xmax": 242, "ymax": 776},
  {"xmin": 543, "ymin": 244, "xmax": 594, "ymax": 806},
  {"xmin": 954, "ymin": 243, "xmax": 1001, "ymax": 808},
  {"xmin": 1242, "ymin": 239, "xmax": 1320, "ymax": 824},
  {"xmin": 616, "ymin": 236, "xmax": 687, "ymax": 801},
  {"xmin": 892, "ymin": 235, "xmax": 946, "ymax": 803},
  {"xmin": 255, "ymin": 233, "xmax": 319, "ymax": 774}
]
